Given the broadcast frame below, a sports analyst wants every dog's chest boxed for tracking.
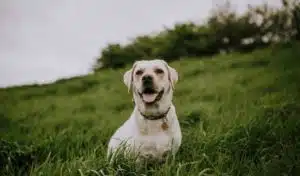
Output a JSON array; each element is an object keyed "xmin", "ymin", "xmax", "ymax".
[
  {"xmin": 135, "ymin": 120, "xmax": 173, "ymax": 156},
  {"xmin": 136, "ymin": 132, "xmax": 172, "ymax": 157}
]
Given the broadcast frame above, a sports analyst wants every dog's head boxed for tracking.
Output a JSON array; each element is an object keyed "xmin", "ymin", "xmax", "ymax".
[{"xmin": 123, "ymin": 59, "xmax": 178, "ymax": 114}]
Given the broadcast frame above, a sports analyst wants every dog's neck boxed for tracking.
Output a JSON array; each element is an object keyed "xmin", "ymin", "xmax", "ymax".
[{"xmin": 137, "ymin": 106, "xmax": 171, "ymax": 120}]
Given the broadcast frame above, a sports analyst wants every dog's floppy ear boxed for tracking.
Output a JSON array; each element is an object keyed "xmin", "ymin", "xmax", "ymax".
[
  {"xmin": 167, "ymin": 65, "xmax": 178, "ymax": 90},
  {"xmin": 123, "ymin": 62, "xmax": 137, "ymax": 93},
  {"xmin": 163, "ymin": 61, "xmax": 178, "ymax": 90}
]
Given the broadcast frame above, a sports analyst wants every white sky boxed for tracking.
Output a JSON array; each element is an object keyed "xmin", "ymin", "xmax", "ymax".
[{"xmin": 0, "ymin": 0, "xmax": 281, "ymax": 87}]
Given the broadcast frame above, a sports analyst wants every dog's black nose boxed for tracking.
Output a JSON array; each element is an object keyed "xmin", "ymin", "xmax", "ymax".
[{"xmin": 142, "ymin": 75, "xmax": 153, "ymax": 84}]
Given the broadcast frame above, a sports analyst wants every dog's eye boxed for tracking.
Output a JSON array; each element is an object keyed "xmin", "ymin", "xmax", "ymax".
[
  {"xmin": 135, "ymin": 70, "xmax": 143, "ymax": 75},
  {"xmin": 155, "ymin": 68, "xmax": 164, "ymax": 74}
]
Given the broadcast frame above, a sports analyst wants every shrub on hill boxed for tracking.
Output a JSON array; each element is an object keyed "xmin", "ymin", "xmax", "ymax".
[{"xmin": 93, "ymin": 0, "xmax": 300, "ymax": 70}]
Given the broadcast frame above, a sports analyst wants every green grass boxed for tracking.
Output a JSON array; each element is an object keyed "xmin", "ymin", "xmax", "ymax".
[{"xmin": 1, "ymin": 42, "xmax": 300, "ymax": 176}]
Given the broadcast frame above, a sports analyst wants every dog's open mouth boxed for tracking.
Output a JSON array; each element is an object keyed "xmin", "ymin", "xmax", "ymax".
[{"xmin": 138, "ymin": 88, "xmax": 164, "ymax": 104}]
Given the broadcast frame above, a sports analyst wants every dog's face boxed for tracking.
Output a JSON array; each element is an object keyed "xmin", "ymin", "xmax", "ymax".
[{"xmin": 123, "ymin": 59, "xmax": 178, "ymax": 113}]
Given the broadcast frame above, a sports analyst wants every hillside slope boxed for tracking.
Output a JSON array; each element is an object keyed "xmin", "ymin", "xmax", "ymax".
[{"xmin": 1, "ymin": 42, "xmax": 300, "ymax": 175}]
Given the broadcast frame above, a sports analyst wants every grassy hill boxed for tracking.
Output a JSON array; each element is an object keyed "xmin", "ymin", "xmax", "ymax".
[{"xmin": 1, "ymin": 42, "xmax": 300, "ymax": 176}]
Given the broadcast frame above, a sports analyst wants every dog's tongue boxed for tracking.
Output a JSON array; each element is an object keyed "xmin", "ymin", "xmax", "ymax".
[{"xmin": 142, "ymin": 93, "xmax": 157, "ymax": 103}]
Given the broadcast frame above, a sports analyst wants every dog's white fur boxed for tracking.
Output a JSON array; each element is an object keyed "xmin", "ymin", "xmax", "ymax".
[{"xmin": 107, "ymin": 59, "xmax": 182, "ymax": 163}]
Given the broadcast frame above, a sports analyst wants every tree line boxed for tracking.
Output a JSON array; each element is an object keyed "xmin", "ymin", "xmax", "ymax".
[{"xmin": 93, "ymin": 0, "xmax": 300, "ymax": 70}]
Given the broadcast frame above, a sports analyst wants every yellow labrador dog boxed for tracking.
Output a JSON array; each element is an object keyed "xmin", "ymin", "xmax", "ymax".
[{"xmin": 107, "ymin": 59, "xmax": 182, "ymax": 163}]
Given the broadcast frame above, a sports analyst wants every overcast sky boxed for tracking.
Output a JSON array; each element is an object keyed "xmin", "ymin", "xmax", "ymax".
[{"xmin": 0, "ymin": 0, "xmax": 281, "ymax": 87}]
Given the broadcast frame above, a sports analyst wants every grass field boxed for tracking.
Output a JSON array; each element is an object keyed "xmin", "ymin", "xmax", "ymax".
[{"xmin": 1, "ymin": 42, "xmax": 300, "ymax": 176}]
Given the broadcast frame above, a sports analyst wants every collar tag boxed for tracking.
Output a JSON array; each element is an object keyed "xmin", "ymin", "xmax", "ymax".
[{"xmin": 161, "ymin": 118, "xmax": 169, "ymax": 131}]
